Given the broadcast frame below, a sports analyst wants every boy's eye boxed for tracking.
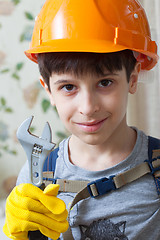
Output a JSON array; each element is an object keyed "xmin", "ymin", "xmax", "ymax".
[
  {"xmin": 61, "ymin": 84, "xmax": 76, "ymax": 92},
  {"xmin": 98, "ymin": 79, "xmax": 112, "ymax": 87}
]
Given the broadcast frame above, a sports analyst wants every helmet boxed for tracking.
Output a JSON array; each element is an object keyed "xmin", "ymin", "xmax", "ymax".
[{"xmin": 25, "ymin": 0, "xmax": 159, "ymax": 70}]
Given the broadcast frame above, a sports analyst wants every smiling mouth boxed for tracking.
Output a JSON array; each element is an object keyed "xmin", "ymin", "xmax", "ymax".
[{"xmin": 75, "ymin": 118, "xmax": 108, "ymax": 132}]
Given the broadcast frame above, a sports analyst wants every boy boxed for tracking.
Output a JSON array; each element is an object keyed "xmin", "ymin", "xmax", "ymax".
[{"xmin": 3, "ymin": 0, "xmax": 160, "ymax": 240}]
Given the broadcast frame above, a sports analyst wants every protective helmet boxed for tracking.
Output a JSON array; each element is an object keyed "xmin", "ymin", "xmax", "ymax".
[{"xmin": 25, "ymin": 0, "xmax": 159, "ymax": 70}]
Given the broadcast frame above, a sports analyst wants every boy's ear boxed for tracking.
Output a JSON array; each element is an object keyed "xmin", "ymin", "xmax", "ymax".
[
  {"xmin": 129, "ymin": 62, "xmax": 141, "ymax": 94},
  {"xmin": 39, "ymin": 77, "xmax": 55, "ymax": 106}
]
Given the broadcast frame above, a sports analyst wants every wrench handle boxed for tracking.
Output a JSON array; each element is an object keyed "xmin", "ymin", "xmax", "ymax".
[
  {"xmin": 28, "ymin": 230, "xmax": 48, "ymax": 240},
  {"xmin": 28, "ymin": 184, "xmax": 48, "ymax": 240}
]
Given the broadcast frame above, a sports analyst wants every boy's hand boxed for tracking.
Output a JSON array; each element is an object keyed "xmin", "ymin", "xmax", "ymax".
[{"xmin": 3, "ymin": 183, "xmax": 69, "ymax": 240}]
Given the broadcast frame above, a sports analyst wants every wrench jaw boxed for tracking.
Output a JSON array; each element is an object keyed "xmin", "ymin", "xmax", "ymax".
[
  {"xmin": 29, "ymin": 147, "xmax": 54, "ymax": 187},
  {"xmin": 41, "ymin": 122, "xmax": 52, "ymax": 142},
  {"xmin": 17, "ymin": 116, "xmax": 55, "ymax": 187}
]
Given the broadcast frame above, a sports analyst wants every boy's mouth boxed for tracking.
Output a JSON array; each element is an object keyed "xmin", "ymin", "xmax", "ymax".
[{"xmin": 75, "ymin": 118, "xmax": 108, "ymax": 133}]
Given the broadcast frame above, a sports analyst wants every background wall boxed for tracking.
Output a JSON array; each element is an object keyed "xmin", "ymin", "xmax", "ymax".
[
  {"xmin": 0, "ymin": 0, "xmax": 159, "ymax": 204},
  {"xmin": 127, "ymin": 0, "xmax": 160, "ymax": 139},
  {"xmin": 0, "ymin": 0, "xmax": 67, "ymax": 199}
]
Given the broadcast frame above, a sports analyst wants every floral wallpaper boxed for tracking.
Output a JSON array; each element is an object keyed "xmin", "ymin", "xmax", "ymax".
[{"xmin": 0, "ymin": 0, "xmax": 67, "ymax": 198}]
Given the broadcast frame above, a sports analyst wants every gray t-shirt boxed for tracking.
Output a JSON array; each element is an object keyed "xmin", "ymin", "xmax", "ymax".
[{"xmin": 17, "ymin": 128, "xmax": 160, "ymax": 240}]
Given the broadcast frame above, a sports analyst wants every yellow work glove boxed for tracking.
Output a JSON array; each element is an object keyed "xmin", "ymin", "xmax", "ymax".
[{"xmin": 3, "ymin": 183, "xmax": 69, "ymax": 240}]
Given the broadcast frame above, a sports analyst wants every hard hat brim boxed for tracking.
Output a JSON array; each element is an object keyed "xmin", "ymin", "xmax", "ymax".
[{"xmin": 25, "ymin": 38, "xmax": 159, "ymax": 70}]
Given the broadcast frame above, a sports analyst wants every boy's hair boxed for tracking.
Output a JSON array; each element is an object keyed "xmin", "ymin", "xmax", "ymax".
[{"xmin": 37, "ymin": 50, "xmax": 137, "ymax": 91}]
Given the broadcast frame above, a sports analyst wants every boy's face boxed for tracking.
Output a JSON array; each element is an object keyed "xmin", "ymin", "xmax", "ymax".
[{"xmin": 46, "ymin": 65, "xmax": 139, "ymax": 146}]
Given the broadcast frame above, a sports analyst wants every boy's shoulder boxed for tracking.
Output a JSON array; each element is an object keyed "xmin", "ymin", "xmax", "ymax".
[{"xmin": 43, "ymin": 131, "xmax": 160, "ymax": 194}]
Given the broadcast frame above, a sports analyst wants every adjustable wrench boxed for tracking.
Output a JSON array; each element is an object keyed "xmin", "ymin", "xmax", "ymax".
[{"xmin": 16, "ymin": 116, "xmax": 55, "ymax": 240}]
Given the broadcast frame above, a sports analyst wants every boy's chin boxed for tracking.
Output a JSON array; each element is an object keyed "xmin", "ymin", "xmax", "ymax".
[{"xmin": 71, "ymin": 133, "xmax": 110, "ymax": 147}]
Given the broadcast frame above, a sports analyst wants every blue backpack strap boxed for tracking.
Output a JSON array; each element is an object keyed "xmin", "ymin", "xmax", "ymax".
[
  {"xmin": 148, "ymin": 136, "xmax": 160, "ymax": 195},
  {"xmin": 43, "ymin": 147, "xmax": 59, "ymax": 171},
  {"xmin": 43, "ymin": 147, "xmax": 59, "ymax": 184}
]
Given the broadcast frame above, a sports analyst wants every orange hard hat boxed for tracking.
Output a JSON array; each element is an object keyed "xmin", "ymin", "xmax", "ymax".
[{"xmin": 25, "ymin": 0, "xmax": 159, "ymax": 70}]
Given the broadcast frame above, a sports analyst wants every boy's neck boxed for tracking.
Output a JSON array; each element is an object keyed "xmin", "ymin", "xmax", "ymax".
[{"xmin": 68, "ymin": 124, "xmax": 137, "ymax": 171}]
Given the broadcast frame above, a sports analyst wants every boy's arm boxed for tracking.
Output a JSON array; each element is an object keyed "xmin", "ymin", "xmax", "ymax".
[
  {"xmin": 3, "ymin": 183, "xmax": 69, "ymax": 240},
  {"xmin": 4, "ymin": 160, "xmax": 68, "ymax": 239},
  {"xmin": 16, "ymin": 161, "xmax": 30, "ymax": 185}
]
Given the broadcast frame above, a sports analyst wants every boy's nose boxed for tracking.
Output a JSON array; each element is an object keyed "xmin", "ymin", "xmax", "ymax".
[{"xmin": 78, "ymin": 91, "xmax": 100, "ymax": 116}]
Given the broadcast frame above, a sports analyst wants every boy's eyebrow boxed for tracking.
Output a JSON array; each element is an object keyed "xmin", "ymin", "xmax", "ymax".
[
  {"xmin": 53, "ymin": 72, "xmax": 119, "ymax": 85},
  {"xmin": 54, "ymin": 79, "xmax": 73, "ymax": 85},
  {"xmin": 100, "ymin": 72, "xmax": 119, "ymax": 77}
]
